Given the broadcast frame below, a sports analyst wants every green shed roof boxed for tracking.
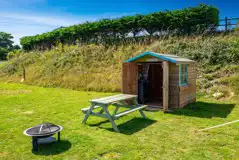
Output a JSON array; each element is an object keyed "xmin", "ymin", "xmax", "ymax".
[{"xmin": 125, "ymin": 52, "xmax": 196, "ymax": 64}]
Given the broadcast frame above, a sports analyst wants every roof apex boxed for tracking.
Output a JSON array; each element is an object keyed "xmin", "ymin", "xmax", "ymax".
[{"xmin": 125, "ymin": 51, "xmax": 195, "ymax": 64}]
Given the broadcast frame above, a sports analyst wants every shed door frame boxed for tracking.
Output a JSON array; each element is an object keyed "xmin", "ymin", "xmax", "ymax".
[
  {"xmin": 122, "ymin": 61, "xmax": 169, "ymax": 111},
  {"xmin": 163, "ymin": 61, "xmax": 169, "ymax": 112}
]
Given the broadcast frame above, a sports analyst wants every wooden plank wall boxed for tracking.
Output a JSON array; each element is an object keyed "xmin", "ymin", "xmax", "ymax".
[
  {"xmin": 179, "ymin": 63, "xmax": 197, "ymax": 108},
  {"xmin": 121, "ymin": 61, "xmax": 196, "ymax": 109},
  {"xmin": 122, "ymin": 62, "xmax": 138, "ymax": 95},
  {"xmin": 168, "ymin": 62, "xmax": 179, "ymax": 108}
]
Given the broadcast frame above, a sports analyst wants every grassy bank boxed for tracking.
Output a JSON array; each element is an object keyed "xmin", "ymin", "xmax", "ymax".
[
  {"xmin": 0, "ymin": 82, "xmax": 238, "ymax": 160},
  {"xmin": 0, "ymin": 34, "xmax": 238, "ymax": 98}
]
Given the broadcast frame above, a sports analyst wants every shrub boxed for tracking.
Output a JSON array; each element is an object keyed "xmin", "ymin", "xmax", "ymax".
[
  {"xmin": 20, "ymin": 4, "xmax": 219, "ymax": 50},
  {"xmin": 0, "ymin": 48, "xmax": 8, "ymax": 60},
  {"xmin": 220, "ymin": 76, "xmax": 239, "ymax": 94},
  {"xmin": 7, "ymin": 49, "xmax": 23, "ymax": 60}
]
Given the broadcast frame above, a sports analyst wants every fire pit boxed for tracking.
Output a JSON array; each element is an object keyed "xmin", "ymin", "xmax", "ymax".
[{"xmin": 23, "ymin": 123, "xmax": 63, "ymax": 151}]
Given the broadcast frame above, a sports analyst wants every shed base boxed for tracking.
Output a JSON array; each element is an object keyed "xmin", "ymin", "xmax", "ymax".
[{"xmin": 144, "ymin": 101, "xmax": 162, "ymax": 111}]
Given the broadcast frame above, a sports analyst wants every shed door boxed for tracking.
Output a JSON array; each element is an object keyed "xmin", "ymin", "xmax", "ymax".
[{"xmin": 122, "ymin": 62, "xmax": 138, "ymax": 95}]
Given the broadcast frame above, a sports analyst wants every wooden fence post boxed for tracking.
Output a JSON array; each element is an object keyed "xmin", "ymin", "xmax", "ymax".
[
  {"xmin": 225, "ymin": 17, "xmax": 228, "ymax": 31},
  {"xmin": 21, "ymin": 64, "xmax": 25, "ymax": 82}
]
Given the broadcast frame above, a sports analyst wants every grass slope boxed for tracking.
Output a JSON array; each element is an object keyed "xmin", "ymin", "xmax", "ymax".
[
  {"xmin": 0, "ymin": 82, "xmax": 238, "ymax": 160},
  {"xmin": 0, "ymin": 34, "xmax": 239, "ymax": 95}
]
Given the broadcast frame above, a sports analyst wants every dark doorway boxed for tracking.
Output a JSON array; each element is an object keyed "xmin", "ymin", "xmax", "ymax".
[{"xmin": 138, "ymin": 63, "xmax": 163, "ymax": 107}]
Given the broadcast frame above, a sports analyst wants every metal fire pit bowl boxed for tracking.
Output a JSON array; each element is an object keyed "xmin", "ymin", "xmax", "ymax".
[{"xmin": 23, "ymin": 123, "xmax": 63, "ymax": 151}]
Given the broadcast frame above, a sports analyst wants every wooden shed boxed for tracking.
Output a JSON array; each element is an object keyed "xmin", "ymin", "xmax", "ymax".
[{"xmin": 122, "ymin": 51, "xmax": 196, "ymax": 112}]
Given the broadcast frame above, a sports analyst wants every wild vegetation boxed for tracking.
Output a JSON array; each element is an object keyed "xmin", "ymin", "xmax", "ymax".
[
  {"xmin": 20, "ymin": 4, "xmax": 219, "ymax": 50},
  {"xmin": 1, "ymin": 33, "xmax": 238, "ymax": 100}
]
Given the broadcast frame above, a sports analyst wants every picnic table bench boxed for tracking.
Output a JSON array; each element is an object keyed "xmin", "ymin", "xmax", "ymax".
[{"xmin": 82, "ymin": 94, "xmax": 147, "ymax": 132}]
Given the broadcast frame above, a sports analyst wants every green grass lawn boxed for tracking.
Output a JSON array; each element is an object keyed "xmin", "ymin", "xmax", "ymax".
[{"xmin": 0, "ymin": 82, "xmax": 238, "ymax": 160}]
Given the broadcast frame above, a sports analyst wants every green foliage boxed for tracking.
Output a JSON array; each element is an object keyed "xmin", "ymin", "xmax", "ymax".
[
  {"xmin": 7, "ymin": 49, "xmax": 23, "ymax": 60},
  {"xmin": 1, "ymin": 51, "xmax": 40, "ymax": 75},
  {"xmin": 10, "ymin": 44, "xmax": 21, "ymax": 51},
  {"xmin": 196, "ymin": 64, "xmax": 239, "ymax": 99},
  {"xmin": 20, "ymin": 4, "xmax": 219, "ymax": 50},
  {"xmin": 220, "ymin": 76, "xmax": 239, "ymax": 95},
  {"xmin": 0, "ymin": 32, "xmax": 21, "ymax": 60},
  {"xmin": 204, "ymin": 74, "xmax": 215, "ymax": 80},
  {"xmin": 0, "ymin": 47, "xmax": 8, "ymax": 60},
  {"xmin": 0, "ymin": 32, "xmax": 14, "ymax": 49},
  {"xmin": 159, "ymin": 35, "xmax": 239, "ymax": 65}
]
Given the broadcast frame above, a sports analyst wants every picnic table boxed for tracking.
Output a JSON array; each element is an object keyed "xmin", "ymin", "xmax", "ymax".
[{"xmin": 82, "ymin": 94, "xmax": 147, "ymax": 132}]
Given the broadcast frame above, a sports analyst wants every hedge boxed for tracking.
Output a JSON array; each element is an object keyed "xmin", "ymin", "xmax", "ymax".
[{"xmin": 20, "ymin": 4, "xmax": 219, "ymax": 50}]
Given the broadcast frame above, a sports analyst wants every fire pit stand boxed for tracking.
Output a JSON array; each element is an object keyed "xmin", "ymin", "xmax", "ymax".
[{"xmin": 24, "ymin": 123, "xmax": 63, "ymax": 151}]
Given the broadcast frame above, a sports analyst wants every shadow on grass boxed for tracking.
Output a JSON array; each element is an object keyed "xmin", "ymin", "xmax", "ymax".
[
  {"xmin": 169, "ymin": 101, "xmax": 235, "ymax": 118},
  {"xmin": 33, "ymin": 140, "xmax": 71, "ymax": 155},
  {"xmin": 90, "ymin": 118, "xmax": 157, "ymax": 135}
]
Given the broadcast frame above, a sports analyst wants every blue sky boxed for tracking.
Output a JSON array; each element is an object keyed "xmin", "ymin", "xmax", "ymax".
[{"xmin": 0, "ymin": 0, "xmax": 239, "ymax": 44}]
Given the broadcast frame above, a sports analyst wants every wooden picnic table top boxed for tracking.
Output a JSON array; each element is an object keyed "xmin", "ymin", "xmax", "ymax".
[{"xmin": 90, "ymin": 94, "xmax": 137, "ymax": 105}]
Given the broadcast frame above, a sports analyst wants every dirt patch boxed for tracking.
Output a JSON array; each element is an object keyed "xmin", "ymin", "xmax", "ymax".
[
  {"xmin": 22, "ymin": 110, "xmax": 34, "ymax": 115},
  {"xmin": 0, "ymin": 89, "xmax": 32, "ymax": 96},
  {"xmin": 100, "ymin": 151, "xmax": 121, "ymax": 159},
  {"xmin": 0, "ymin": 152, "xmax": 8, "ymax": 158}
]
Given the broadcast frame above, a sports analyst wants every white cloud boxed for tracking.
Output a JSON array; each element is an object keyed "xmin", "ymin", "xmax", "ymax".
[
  {"xmin": 0, "ymin": 11, "xmax": 135, "ymax": 45},
  {"xmin": 0, "ymin": 12, "xmax": 87, "ymax": 26},
  {"xmin": 0, "ymin": 12, "xmax": 95, "ymax": 45}
]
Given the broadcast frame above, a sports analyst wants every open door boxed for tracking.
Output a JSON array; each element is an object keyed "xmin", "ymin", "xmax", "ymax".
[{"xmin": 122, "ymin": 62, "xmax": 138, "ymax": 95}]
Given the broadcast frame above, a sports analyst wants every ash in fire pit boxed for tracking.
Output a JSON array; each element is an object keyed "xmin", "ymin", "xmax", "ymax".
[{"xmin": 24, "ymin": 123, "xmax": 63, "ymax": 151}]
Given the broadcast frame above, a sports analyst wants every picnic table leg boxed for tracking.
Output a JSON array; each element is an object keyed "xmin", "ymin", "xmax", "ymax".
[
  {"xmin": 132, "ymin": 97, "xmax": 138, "ymax": 106},
  {"xmin": 132, "ymin": 97, "xmax": 147, "ymax": 119},
  {"xmin": 103, "ymin": 105, "xmax": 120, "ymax": 132},
  {"xmin": 139, "ymin": 110, "xmax": 147, "ymax": 118},
  {"xmin": 113, "ymin": 106, "xmax": 120, "ymax": 115},
  {"xmin": 82, "ymin": 104, "xmax": 95, "ymax": 124}
]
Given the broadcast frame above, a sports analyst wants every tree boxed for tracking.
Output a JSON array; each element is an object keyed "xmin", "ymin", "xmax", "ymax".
[
  {"xmin": 0, "ymin": 32, "xmax": 14, "ymax": 49},
  {"xmin": 0, "ymin": 32, "xmax": 20, "ymax": 60},
  {"xmin": 10, "ymin": 44, "xmax": 21, "ymax": 50},
  {"xmin": 0, "ymin": 47, "xmax": 8, "ymax": 60}
]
